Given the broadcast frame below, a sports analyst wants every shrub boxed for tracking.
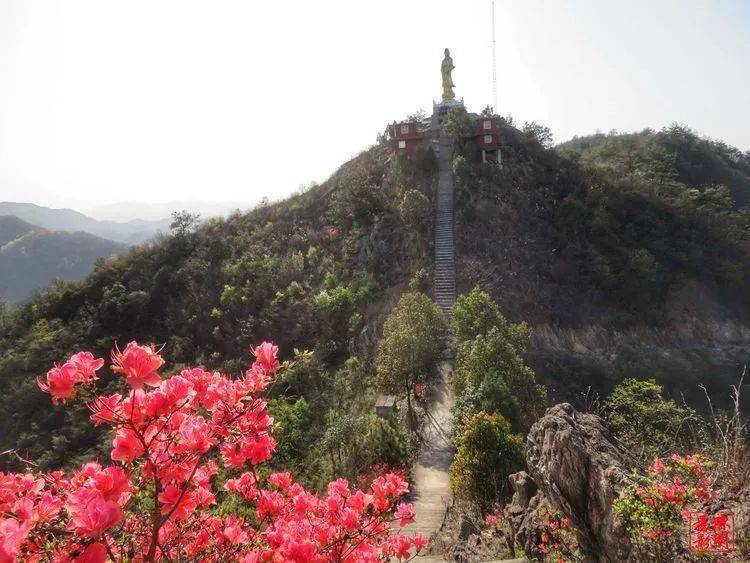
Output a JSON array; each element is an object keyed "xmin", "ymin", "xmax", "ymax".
[
  {"xmin": 450, "ymin": 412, "xmax": 524, "ymax": 513},
  {"xmin": 399, "ymin": 189, "xmax": 431, "ymax": 230},
  {"xmin": 531, "ymin": 508, "xmax": 581, "ymax": 561},
  {"xmin": 4, "ymin": 341, "xmax": 428, "ymax": 561},
  {"xmin": 452, "ymin": 372, "xmax": 522, "ymax": 437},
  {"xmin": 408, "ymin": 268, "xmax": 430, "ymax": 293},
  {"xmin": 605, "ymin": 378, "xmax": 697, "ymax": 462}
]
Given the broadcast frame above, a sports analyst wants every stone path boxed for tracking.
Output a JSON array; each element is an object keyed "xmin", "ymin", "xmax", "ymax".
[{"xmin": 405, "ymin": 360, "xmax": 455, "ymax": 541}]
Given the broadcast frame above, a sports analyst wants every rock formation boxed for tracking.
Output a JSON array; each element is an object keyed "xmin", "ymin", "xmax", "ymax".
[
  {"xmin": 503, "ymin": 470, "xmax": 552, "ymax": 556},
  {"xmin": 506, "ymin": 403, "xmax": 636, "ymax": 561}
]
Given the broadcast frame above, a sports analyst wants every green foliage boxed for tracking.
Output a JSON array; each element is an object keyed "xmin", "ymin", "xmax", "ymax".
[
  {"xmin": 605, "ymin": 378, "xmax": 698, "ymax": 461},
  {"xmin": 613, "ymin": 454, "xmax": 717, "ymax": 559},
  {"xmin": 442, "ymin": 105, "xmax": 473, "ymax": 142},
  {"xmin": 522, "ymin": 121, "xmax": 554, "ymax": 149},
  {"xmin": 451, "ymin": 288, "xmax": 545, "ymax": 432},
  {"xmin": 321, "ymin": 410, "xmax": 411, "ymax": 483},
  {"xmin": 375, "ymin": 292, "xmax": 447, "ymax": 413},
  {"xmin": 399, "ymin": 189, "xmax": 431, "ymax": 229},
  {"xmin": 313, "ymin": 275, "xmax": 377, "ymax": 314},
  {"xmin": 269, "ymin": 396, "xmax": 313, "ymax": 470},
  {"xmin": 450, "ymin": 411, "xmax": 524, "ymax": 513},
  {"xmin": 454, "ymin": 326, "xmax": 545, "ymax": 431},
  {"xmin": 451, "ymin": 287, "xmax": 507, "ymax": 343}
]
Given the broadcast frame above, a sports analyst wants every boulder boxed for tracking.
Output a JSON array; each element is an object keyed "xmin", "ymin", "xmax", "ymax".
[
  {"xmin": 523, "ymin": 403, "xmax": 636, "ymax": 561},
  {"xmin": 503, "ymin": 471, "xmax": 551, "ymax": 556}
]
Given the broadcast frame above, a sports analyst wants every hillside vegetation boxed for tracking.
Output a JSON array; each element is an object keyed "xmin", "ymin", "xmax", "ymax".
[
  {"xmin": 0, "ymin": 216, "xmax": 125, "ymax": 304},
  {"xmin": 0, "ymin": 145, "xmax": 437, "ymax": 479},
  {"xmin": 1, "ymin": 119, "xmax": 748, "ymax": 479},
  {"xmin": 452, "ymin": 121, "xmax": 750, "ymax": 406}
]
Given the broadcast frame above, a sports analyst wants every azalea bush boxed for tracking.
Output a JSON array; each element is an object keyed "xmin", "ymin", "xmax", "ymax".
[
  {"xmin": 613, "ymin": 454, "xmax": 724, "ymax": 558},
  {"xmin": 0, "ymin": 341, "xmax": 427, "ymax": 561}
]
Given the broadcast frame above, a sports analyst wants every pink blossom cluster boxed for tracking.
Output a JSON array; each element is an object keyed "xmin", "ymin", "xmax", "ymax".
[
  {"xmin": 534, "ymin": 509, "xmax": 577, "ymax": 562},
  {"xmin": 635, "ymin": 454, "xmax": 716, "ymax": 516},
  {"xmin": 617, "ymin": 453, "xmax": 731, "ymax": 553},
  {"xmin": 1, "ymin": 341, "xmax": 428, "ymax": 562},
  {"xmin": 483, "ymin": 504, "xmax": 504, "ymax": 528},
  {"xmin": 355, "ymin": 463, "xmax": 409, "ymax": 492}
]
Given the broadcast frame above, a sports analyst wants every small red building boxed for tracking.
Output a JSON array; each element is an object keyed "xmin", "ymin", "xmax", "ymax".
[
  {"xmin": 392, "ymin": 121, "xmax": 421, "ymax": 155},
  {"xmin": 475, "ymin": 117, "xmax": 500, "ymax": 148},
  {"xmin": 474, "ymin": 117, "xmax": 501, "ymax": 164}
]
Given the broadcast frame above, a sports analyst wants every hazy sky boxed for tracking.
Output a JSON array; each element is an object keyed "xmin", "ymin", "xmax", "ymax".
[{"xmin": 1, "ymin": 0, "xmax": 749, "ymax": 211}]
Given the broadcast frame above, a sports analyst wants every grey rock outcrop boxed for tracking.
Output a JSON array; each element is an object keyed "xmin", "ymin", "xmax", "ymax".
[
  {"xmin": 503, "ymin": 471, "xmax": 552, "ymax": 556},
  {"xmin": 508, "ymin": 403, "xmax": 636, "ymax": 561}
]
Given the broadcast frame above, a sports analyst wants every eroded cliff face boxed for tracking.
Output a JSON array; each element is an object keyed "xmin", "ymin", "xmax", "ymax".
[{"xmin": 506, "ymin": 403, "xmax": 635, "ymax": 561}]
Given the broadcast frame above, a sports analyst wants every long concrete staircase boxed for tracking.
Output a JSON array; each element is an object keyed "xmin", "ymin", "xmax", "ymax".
[
  {"xmin": 433, "ymin": 132, "xmax": 457, "ymax": 318},
  {"xmin": 403, "ymin": 129, "xmax": 458, "ymax": 559}
]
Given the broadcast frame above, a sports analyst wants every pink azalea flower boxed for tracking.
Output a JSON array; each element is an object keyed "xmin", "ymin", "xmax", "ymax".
[
  {"xmin": 110, "ymin": 428, "xmax": 144, "ymax": 463},
  {"xmin": 74, "ymin": 542, "xmax": 107, "ymax": 563},
  {"xmin": 111, "ymin": 341, "xmax": 164, "ymax": 389},
  {"xmin": 89, "ymin": 393, "xmax": 122, "ymax": 426},
  {"xmin": 394, "ymin": 502, "xmax": 415, "ymax": 527},
  {"xmin": 251, "ymin": 342, "xmax": 280, "ymax": 374},
  {"xmin": 158, "ymin": 485, "xmax": 199, "ymax": 522},
  {"xmin": 413, "ymin": 534, "xmax": 428, "ymax": 552},
  {"xmin": 23, "ymin": 339, "xmax": 425, "ymax": 560},
  {"xmin": 37, "ymin": 362, "xmax": 78, "ymax": 404},
  {"xmin": 0, "ymin": 518, "xmax": 30, "ymax": 562},
  {"xmin": 648, "ymin": 457, "xmax": 666, "ymax": 474},
  {"xmin": 67, "ymin": 490, "xmax": 122, "ymax": 538},
  {"xmin": 68, "ymin": 351, "xmax": 105, "ymax": 383},
  {"xmin": 269, "ymin": 472, "xmax": 293, "ymax": 491}
]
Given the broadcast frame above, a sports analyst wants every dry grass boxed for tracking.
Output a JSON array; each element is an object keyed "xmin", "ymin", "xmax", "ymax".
[{"xmin": 702, "ymin": 368, "xmax": 750, "ymax": 490}]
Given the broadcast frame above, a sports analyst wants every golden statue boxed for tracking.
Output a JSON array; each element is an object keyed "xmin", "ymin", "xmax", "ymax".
[{"xmin": 441, "ymin": 48, "xmax": 455, "ymax": 100}]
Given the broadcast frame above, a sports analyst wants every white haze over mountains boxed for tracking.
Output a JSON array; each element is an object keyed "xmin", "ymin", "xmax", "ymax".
[{"xmin": 86, "ymin": 200, "xmax": 255, "ymax": 222}]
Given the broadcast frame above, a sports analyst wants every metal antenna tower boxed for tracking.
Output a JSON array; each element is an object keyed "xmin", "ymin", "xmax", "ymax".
[{"xmin": 491, "ymin": 0, "xmax": 498, "ymax": 113}]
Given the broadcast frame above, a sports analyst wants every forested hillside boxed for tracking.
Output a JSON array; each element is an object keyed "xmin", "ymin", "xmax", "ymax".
[
  {"xmin": 453, "ymin": 121, "xmax": 750, "ymax": 406},
  {"xmin": 1, "ymin": 119, "xmax": 748, "ymax": 479},
  {"xmin": 0, "ymin": 216, "xmax": 125, "ymax": 304}
]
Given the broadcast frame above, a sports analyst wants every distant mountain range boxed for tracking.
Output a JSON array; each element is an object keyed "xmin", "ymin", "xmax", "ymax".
[
  {"xmin": 0, "ymin": 200, "xmax": 254, "ymax": 304},
  {"xmin": 0, "ymin": 202, "xmax": 170, "ymax": 245},
  {"xmin": 0, "ymin": 215, "xmax": 125, "ymax": 304}
]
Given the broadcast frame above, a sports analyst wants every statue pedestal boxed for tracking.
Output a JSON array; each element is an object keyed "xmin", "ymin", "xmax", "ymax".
[{"xmin": 431, "ymin": 98, "xmax": 465, "ymax": 130}]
